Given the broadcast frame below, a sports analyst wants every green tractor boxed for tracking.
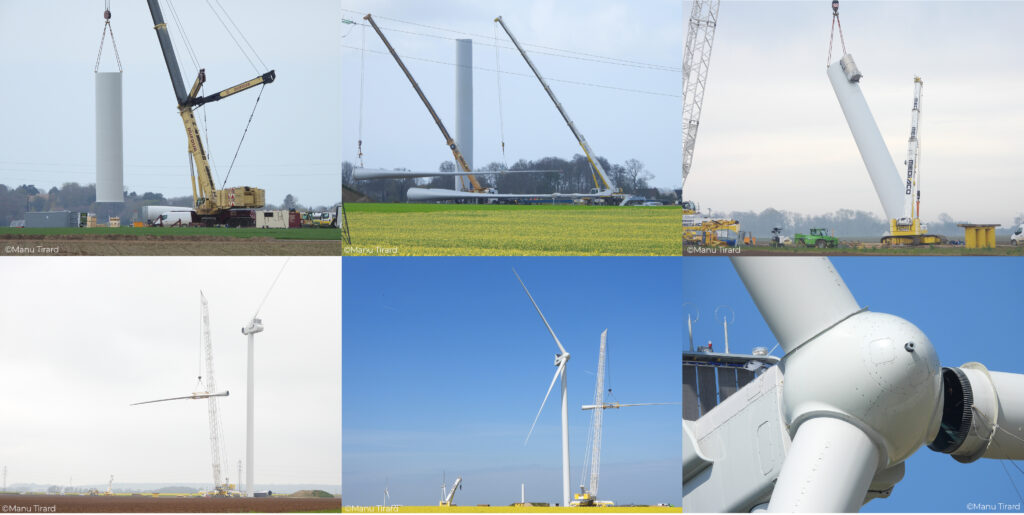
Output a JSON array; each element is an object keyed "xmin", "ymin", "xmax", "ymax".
[{"xmin": 793, "ymin": 228, "xmax": 839, "ymax": 248}]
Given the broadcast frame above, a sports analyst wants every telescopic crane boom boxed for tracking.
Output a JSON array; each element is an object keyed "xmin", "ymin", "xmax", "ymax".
[
  {"xmin": 363, "ymin": 14, "xmax": 490, "ymax": 194},
  {"xmin": 493, "ymin": 16, "xmax": 618, "ymax": 196},
  {"xmin": 146, "ymin": 0, "xmax": 275, "ymax": 223}
]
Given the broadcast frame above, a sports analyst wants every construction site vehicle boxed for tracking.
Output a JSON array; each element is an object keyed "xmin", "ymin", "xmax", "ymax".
[
  {"xmin": 769, "ymin": 227, "xmax": 790, "ymax": 247},
  {"xmin": 684, "ymin": 218, "xmax": 740, "ymax": 247},
  {"xmin": 146, "ymin": 0, "xmax": 274, "ymax": 227},
  {"xmin": 1012, "ymin": 224, "xmax": 1023, "ymax": 246},
  {"xmin": 300, "ymin": 211, "xmax": 336, "ymax": 228},
  {"xmin": 793, "ymin": 228, "xmax": 839, "ymax": 248}
]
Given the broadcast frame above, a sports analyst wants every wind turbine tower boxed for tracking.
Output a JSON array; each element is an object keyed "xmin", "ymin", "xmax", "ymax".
[
  {"xmin": 241, "ymin": 316, "xmax": 264, "ymax": 497},
  {"xmin": 515, "ymin": 270, "xmax": 571, "ymax": 507}
]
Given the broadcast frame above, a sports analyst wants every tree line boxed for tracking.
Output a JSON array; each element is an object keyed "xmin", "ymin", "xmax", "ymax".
[
  {"xmin": 713, "ymin": 207, "xmax": 1024, "ymax": 238},
  {"xmin": 342, "ymin": 154, "xmax": 678, "ymax": 203}
]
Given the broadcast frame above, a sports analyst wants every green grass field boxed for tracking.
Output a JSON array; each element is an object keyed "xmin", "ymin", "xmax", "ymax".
[
  {"xmin": 343, "ymin": 204, "xmax": 681, "ymax": 256},
  {"xmin": 343, "ymin": 506, "xmax": 677, "ymax": 513},
  {"xmin": 0, "ymin": 226, "xmax": 341, "ymax": 240}
]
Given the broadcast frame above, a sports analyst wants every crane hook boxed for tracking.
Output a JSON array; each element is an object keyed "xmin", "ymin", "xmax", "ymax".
[{"xmin": 832, "ymin": 0, "xmax": 839, "ymax": 15}]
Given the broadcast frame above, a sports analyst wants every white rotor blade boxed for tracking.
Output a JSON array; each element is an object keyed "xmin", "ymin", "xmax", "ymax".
[
  {"xmin": 731, "ymin": 257, "xmax": 860, "ymax": 354},
  {"xmin": 525, "ymin": 361, "xmax": 565, "ymax": 445},
  {"xmin": 768, "ymin": 417, "xmax": 878, "ymax": 512},
  {"xmin": 943, "ymin": 365, "xmax": 1024, "ymax": 461},
  {"xmin": 513, "ymin": 269, "xmax": 568, "ymax": 355},
  {"xmin": 581, "ymin": 402, "xmax": 679, "ymax": 410},
  {"xmin": 130, "ymin": 390, "xmax": 229, "ymax": 406},
  {"xmin": 983, "ymin": 371, "xmax": 1024, "ymax": 459}
]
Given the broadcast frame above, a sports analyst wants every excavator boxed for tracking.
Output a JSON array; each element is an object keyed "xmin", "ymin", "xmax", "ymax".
[{"xmin": 146, "ymin": 0, "xmax": 274, "ymax": 226}]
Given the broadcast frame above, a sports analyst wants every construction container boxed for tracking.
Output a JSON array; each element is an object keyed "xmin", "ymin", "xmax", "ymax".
[
  {"xmin": 108, "ymin": 216, "xmax": 121, "ymax": 228},
  {"xmin": 254, "ymin": 210, "xmax": 289, "ymax": 229},
  {"xmin": 288, "ymin": 211, "xmax": 301, "ymax": 228},
  {"xmin": 24, "ymin": 211, "xmax": 77, "ymax": 228},
  {"xmin": 133, "ymin": 221, "xmax": 145, "ymax": 228}
]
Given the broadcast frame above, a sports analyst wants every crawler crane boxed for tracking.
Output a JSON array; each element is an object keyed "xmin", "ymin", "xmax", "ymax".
[{"xmin": 146, "ymin": 0, "xmax": 275, "ymax": 226}]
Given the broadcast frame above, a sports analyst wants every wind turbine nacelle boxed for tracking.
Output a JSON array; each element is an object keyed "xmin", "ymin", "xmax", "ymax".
[
  {"xmin": 781, "ymin": 311, "xmax": 942, "ymax": 467},
  {"xmin": 242, "ymin": 318, "xmax": 264, "ymax": 335}
]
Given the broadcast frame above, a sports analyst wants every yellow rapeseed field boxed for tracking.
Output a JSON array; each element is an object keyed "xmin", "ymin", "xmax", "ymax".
[
  {"xmin": 343, "ymin": 506, "xmax": 678, "ymax": 513},
  {"xmin": 343, "ymin": 204, "xmax": 681, "ymax": 256}
]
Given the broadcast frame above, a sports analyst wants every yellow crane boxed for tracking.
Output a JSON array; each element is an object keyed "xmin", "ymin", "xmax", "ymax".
[
  {"xmin": 146, "ymin": 0, "xmax": 275, "ymax": 226},
  {"xmin": 363, "ymin": 14, "xmax": 492, "ymax": 194}
]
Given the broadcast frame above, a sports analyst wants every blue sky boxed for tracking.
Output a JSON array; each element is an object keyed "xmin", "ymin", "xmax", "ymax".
[
  {"xmin": 341, "ymin": 0, "xmax": 682, "ymax": 189},
  {"xmin": 684, "ymin": 257, "xmax": 1024, "ymax": 512},
  {"xmin": 343, "ymin": 257, "xmax": 681, "ymax": 506}
]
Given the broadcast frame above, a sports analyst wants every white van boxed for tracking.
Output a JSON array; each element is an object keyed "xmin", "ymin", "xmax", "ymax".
[{"xmin": 1012, "ymin": 224, "xmax": 1024, "ymax": 245}]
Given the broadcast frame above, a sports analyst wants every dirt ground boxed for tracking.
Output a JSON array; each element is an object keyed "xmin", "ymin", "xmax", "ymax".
[
  {"xmin": 0, "ymin": 235, "xmax": 341, "ymax": 256},
  {"xmin": 0, "ymin": 494, "xmax": 340, "ymax": 513}
]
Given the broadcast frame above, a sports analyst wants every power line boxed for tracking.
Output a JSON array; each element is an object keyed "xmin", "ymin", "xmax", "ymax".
[
  {"xmin": 341, "ymin": 45, "xmax": 680, "ymax": 99},
  {"xmin": 341, "ymin": 10, "xmax": 681, "ymax": 72}
]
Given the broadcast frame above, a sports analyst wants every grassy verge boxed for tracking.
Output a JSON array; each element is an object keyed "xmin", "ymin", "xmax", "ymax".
[{"xmin": 0, "ymin": 227, "xmax": 341, "ymax": 241}]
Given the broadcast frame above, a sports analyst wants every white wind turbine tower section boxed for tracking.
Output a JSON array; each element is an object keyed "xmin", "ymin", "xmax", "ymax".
[
  {"xmin": 683, "ymin": 257, "xmax": 1024, "ymax": 512},
  {"xmin": 240, "ymin": 259, "xmax": 288, "ymax": 497},
  {"xmin": 514, "ymin": 270, "xmax": 571, "ymax": 508}
]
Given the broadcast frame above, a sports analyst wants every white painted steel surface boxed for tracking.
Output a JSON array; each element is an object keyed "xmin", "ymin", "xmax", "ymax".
[
  {"xmin": 767, "ymin": 417, "xmax": 878, "ymax": 512},
  {"xmin": 95, "ymin": 72, "xmax": 124, "ymax": 202},
  {"xmin": 731, "ymin": 257, "xmax": 860, "ymax": 354},
  {"xmin": 827, "ymin": 57, "xmax": 904, "ymax": 221},
  {"xmin": 455, "ymin": 39, "xmax": 473, "ymax": 192},
  {"xmin": 242, "ymin": 318, "xmax": 263, "ymax": 497}
]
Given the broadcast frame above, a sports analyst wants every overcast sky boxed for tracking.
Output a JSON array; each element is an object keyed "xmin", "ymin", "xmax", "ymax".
[
  {"xmin": 0, "ymin": 257, "xmax": 340, "ymax": 490},
  {"xmin": 0, "ymin": 1, "xmax": 340, "ymax": 207},
  {"xmin": 687, "ymin": 1, "xmax": 1024, "ymax": 225},
  {"xmin": 341, "ymin": 0, "xmax": 683, "ymax": 190}
]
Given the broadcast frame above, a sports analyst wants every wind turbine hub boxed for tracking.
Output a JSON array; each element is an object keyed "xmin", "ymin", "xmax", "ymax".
[{"xmin": 781, "ymin": 311, "xmax": 942, "ymax": 467}]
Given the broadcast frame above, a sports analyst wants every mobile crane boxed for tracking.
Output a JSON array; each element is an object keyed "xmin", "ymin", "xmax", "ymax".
[
  {"xmin": 494, "ymin": 16, "xmax": 625, "ymax": 205},
  {"xmin": 146, "ymin": 0, "xmax": 275, "ymax": 226},
  {"xmin": 439, "ymin": 475, "xmax": 462, "ymax": 507},
  {"xmin": 363, "ymin": 14, "xmax": 494, "ymax": 196}
]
